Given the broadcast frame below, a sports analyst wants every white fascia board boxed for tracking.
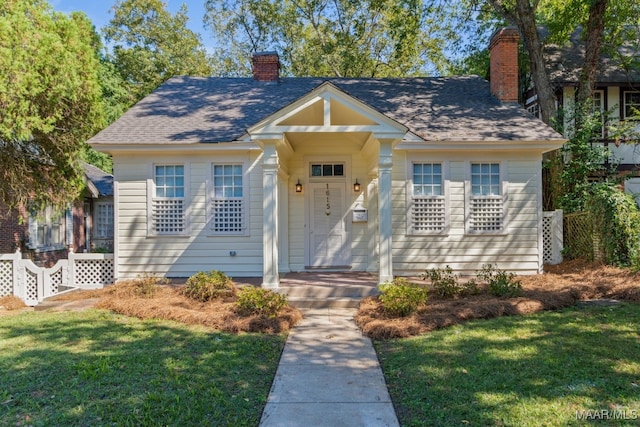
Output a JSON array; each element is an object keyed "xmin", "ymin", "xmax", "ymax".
[
  {"xmin": 396, "ymin": 139, "xmax": 566, "ymax": 153},
  {"xmin": 91, "ymin": 142, "xmax": 260, "ymax": 155}
]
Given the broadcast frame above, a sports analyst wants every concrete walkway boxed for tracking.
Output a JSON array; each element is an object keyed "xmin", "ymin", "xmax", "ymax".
[{"xmin": 259, "ymin": 308, "xmax": 399, "ymax": 427}]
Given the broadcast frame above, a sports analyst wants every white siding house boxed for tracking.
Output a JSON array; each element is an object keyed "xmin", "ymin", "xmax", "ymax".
[{"xmin": 90, "ymin": 31, "xmax": 565, "ymax": 287}]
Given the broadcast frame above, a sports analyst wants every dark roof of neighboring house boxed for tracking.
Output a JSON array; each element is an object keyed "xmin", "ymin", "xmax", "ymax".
[
  {"xmin": 88, "ymin": 75, "xmax": 563, "ymax": 145},
  {"xmin": 83, "ymin": 163, "xmax": 113, "ymax": 197},
  {"xmin": 545, "ymin": 27, "xmax": 640, "ymax": 86}
]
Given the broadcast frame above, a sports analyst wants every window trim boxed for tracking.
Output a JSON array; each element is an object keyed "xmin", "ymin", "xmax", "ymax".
[
  {"xmin": 147, "ymin": 163, "xmax": 190, "ymax": 237},
  {"xmin": 94, "ymin": 201, "xmax": 114, "ymax": 239},
  {"xmin": 592, "ymin": 89, "xmax": 606, "ymax": 138},
  {"xmin": 465, "ymin": 161, "xmax": 508, "ymax": 235},
  {"xmin": 207, "ymin": 161, "xmax": 249, "ymax": 237},
  {"xmin": 27, "ymin": 205, "xmax": 71, "ymax": 252},
  {"xmin": 406, "ymin": 160, "xmax": 450, "ymax": 236},
  {"xmin": 623, "ymin": 90, "xmax": 640, "ymax": 120}
]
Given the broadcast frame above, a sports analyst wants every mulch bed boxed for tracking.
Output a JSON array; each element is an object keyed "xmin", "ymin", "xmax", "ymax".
[
  {"xmin": 3, "ymin": 281, "xmax": 303, "ymax": 334},
  {"xmin": 356, "ymin": 259, "xmax": 640, "ymax": 340}
]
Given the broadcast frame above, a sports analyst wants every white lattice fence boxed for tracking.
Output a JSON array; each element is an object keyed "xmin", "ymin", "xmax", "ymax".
[
  {"xmin": 0, "ymin": 252, "xmax": 113, "ymax": 306},
  {"xmin": 543, "ymin": 210, "xmax": 563, "ymax": 265},
  {"xmin": 0, "ymin": 259, "xmax": 14, "ymax": 297},
  {"xmin": 72, "ymin": 255, "xmax": 115, "ymax": 288}
]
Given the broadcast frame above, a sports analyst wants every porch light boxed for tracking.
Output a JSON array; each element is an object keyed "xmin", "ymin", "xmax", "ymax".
[
  {"xmin": 295, "ymin": 179, "xmax": 303, "ymax": 193},
  {"xmin": 353, "ymin": 179, "xmax": 361, "ymax": 192}
]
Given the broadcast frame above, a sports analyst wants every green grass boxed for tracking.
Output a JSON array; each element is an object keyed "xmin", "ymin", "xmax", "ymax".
[
  {"xmin": 0, "ymin": 310, "xmax": 286, "ymax": 426},
  {"xmin": 376, "ymin": 303, "xmax": 640, "ymax": 427}
]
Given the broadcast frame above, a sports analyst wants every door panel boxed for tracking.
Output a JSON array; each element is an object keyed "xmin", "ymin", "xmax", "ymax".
[{"xmin": 308, "ymin": 183, "xmax": 350, "ymax": 267}]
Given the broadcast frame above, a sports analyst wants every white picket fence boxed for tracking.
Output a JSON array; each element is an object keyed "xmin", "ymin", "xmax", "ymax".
[
  {"xmin": 543, "ymin": 209, "xmax": 563, "ymax": 265},
  {"xmin": 0, "ymin": 251, "xmax": 114, "ymax": 306}
]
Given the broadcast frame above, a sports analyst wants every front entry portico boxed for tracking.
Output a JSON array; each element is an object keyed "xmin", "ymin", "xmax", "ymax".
[{"xmin": 250, "ymin": 82, "xmax": 406, "ymax": 288}]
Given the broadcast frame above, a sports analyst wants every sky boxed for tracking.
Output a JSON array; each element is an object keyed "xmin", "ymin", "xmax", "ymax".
[{"xmin": 50, "ymin": 0, "xmax": 211, "ymax": 45}]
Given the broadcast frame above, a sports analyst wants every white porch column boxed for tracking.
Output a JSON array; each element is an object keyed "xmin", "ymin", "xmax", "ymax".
[
  {"xmin": 378, "ymin": 140, "xmax": 393, "ymax": 284},
  {"xmin": 262, "ymin": 141, "xmax": 280, "ymax": 288}
]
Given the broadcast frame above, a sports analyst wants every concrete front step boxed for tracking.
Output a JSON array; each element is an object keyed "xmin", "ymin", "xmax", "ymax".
[{"xmin": 278, "ymin": 284, "xmax": 379, "ymax": 309}]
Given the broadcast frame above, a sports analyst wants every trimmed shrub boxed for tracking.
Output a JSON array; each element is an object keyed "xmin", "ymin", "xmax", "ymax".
[
  {"xmin": 236, "ymin": 287, "xmax": 288, "ymax": 317},
  {"xmin": 422, "ymin": 266, "xmax": 481, "ymax": 298},
  {"xmin": 477, "ymin": 264, "xmax": 522, "ymax": 297},
  {"xmin": 182, "ymin": 270, "xmax": 236, "ymax": 302},
  {"xmin": 133, "ymin": 273, "xmax": 168, "ymax": 298},
  {"xmin": 378, "ymin": 277, "xmax": 428, "ymax": 317}
]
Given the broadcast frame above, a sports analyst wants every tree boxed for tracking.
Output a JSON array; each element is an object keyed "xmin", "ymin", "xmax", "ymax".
[
  {"xmin": 0, "ymin": 0, "xmax": 104, "ymax": 212},
  {"xmin": 104, "ymin": 0, "xmax": 214, "ymax": 101},
  {"xmin": 203, "ymin": 0, "xmax": 451, "ymax": 77}
]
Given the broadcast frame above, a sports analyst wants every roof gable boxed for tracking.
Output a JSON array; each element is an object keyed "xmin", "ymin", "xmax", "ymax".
[{"xmin": 248, "ymin": 82, "xmax": 407, "ymax": 140}]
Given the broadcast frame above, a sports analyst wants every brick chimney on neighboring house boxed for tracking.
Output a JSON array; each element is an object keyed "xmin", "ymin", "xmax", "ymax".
[
  {"xmin": 489, "ymin": 27, "xmax": 520, "ymax": 103},
  {"xmin": 252, "ymin": 52, "xmax": 280, "ymax": 83}
]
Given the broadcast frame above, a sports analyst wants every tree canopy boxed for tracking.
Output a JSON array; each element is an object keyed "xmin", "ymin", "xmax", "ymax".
[
  {"xmin": 0, "ymin": 0, "xmax": 104, "ymax": 212},
  {"xmin": 104, "ymin": 0, "xmax": 214, "ymax": 101},
  {"xmin": 203, "ymin": 0, "xmax": 451, "ymax": 77}
]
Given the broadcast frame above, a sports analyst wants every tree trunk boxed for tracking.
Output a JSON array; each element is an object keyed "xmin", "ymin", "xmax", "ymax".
[
  {"xmin": 575, "ymin": 0, "xmax": 608, "ymax": 105},
  {"xmin": 488, "ymin": 0, "xmax": 558, "ymax": 125}
]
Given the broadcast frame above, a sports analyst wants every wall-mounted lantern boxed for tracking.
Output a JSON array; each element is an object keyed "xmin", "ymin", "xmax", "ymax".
[
  {"xmin": 295, "ymin": 179, "xmax": 303, "ymax": 193},
  {"xmin": 353, "ymin": 179, "xmax": 361, "ymax": 192}
]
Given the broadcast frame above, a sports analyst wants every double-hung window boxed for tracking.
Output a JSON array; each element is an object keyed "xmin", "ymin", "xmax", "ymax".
[
  {"xmin": 211, "ymin": 164, "xmax": 245, "ymax": 235},
  {"xmin": 592, "ymin": 90, "xmax": 605, "ymax": 138},
  {"xmin": 624, "ymin": 91, "xmax": 640, "ymax": 120},
  {"xmin": 409, "ymin": 163, "xmax": 447, "ymax": 234},
  {"xmin": 28, "ymin": 206, "xmax": 72, "ymax": 250},
  {"xmin": 151, "ymin": 165, "xmax": 185, "ymax": 235},
  {"xmin": 467, "ymin": 163, "xmax": 505, "ymax": 233},
  {"xmin": 95, "ymin": 202, "xmax": 114, "ymax": 238}
]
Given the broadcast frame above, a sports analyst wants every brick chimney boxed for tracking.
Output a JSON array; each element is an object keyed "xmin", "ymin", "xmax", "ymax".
[
  {"xmin": 252, "ymin": 52, "xmax": 280, "ymax": 83},
  {"xmin": 489, "ymin": 27, "xmax": 520, "ymax": 103}
]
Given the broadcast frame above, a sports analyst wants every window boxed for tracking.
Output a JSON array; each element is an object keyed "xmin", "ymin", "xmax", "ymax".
[
  {"xmin": 28, "ymin": 206, "xmax": 72, "ymax": 250},
  {"xmin": 211, "ymin": 164, "xmax": 245, "ymax": 234},
  {"xmin": 592, "ymin": 90, "xmax": 605, "ymax": 138},
  {"xmin": 151, "ymin": 164, "xmax": 185, "ymax": 234},
  {"xmin": 310, "ymin": 163, "xmax": 344, "ymax": 177},
  {"xmin": 624, "ymin": 91, "xmax": 640, "ymax": 120},
  {"xmin": 468, "ymin": 163, "xmax": 505, "ymax": 233},
  {"xmin": 409, "ymin": 163, "xmax": 447, "ymax": 234},
  {"xmin": 95, "ymin": 202, "xmax": 114, "ymax": 238}
]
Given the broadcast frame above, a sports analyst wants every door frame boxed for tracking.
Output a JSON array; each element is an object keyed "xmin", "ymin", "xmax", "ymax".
[{"xmin": 303, "ymin": 155, "xmax": 353, "ymax": 269}]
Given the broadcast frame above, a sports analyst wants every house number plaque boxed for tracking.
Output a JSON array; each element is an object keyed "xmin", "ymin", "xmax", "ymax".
[{"xmin": 325, "ymin": 184, "xmax": 331, "ymax": 216}]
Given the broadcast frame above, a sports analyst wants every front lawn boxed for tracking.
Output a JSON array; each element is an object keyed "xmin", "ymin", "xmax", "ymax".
[
  {"xmin": 0, "ymin": 310, "xmax": 285, "ymax": 426},
  {"xmin": 376, "ymin": 302, "xmax": 640, "ymax": 427}
]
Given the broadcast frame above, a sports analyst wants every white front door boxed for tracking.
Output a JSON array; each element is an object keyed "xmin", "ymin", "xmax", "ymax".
[{"xmin": 307, "ymin": 182, "xmax": 351, "ymax": 267}]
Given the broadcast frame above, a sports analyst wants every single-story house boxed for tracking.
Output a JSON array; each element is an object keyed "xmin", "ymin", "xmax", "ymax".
[{"xmin": 89, "ymin": 28, "xmax": 565, "ymax": 287}]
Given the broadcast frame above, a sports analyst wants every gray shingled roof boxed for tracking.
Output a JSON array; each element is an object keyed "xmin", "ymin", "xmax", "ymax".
[
  {"xmin": 545, "ymin": 27, "xmax": 640, "ymax": 86},
  {"xmin": 88, "ymin": 75, "xmax": 563, "ymax": 145},
  {"xmin": 83, "ymin": 163, "xmax": 113, "ymax": 197}
]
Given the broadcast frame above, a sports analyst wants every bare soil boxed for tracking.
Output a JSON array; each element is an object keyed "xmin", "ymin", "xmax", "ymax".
[{"xmin": 356, "ymin": 259, "xmax": 640, "ymax": 340}]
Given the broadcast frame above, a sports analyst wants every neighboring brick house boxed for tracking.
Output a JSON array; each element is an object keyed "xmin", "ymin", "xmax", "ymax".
[{"xmin": 0, "ymin": 163, "xmax": 114, "ymax": 266}]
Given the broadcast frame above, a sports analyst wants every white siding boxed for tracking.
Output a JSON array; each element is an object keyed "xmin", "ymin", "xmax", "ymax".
[
  {"xmin": 392, "ymin": 151, "xmax": 542, "ymax": 276},
  {"xmin": 113, "ymin": 152, "xmax": 264, "ymax": 279}
]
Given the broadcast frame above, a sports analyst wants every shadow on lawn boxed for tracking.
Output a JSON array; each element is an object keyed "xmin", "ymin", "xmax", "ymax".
[
  {"xmin": 0, "ymin": 311, "xmax": 285, "ymax": 427},
  {"xmin": 378, "ymin": 303, "xmax": 640, "ymax": 427}
]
